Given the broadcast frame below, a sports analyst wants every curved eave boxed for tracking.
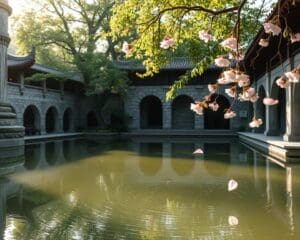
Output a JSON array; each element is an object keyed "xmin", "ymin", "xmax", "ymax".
[{"xmin": 8, "ymin": 53, "xmax": 35, "ymax": 70}]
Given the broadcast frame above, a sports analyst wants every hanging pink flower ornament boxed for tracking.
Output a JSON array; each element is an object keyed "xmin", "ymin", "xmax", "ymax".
[
  {"xmin": 249, "ymin": 117, "xmax": 263, "ymax": 128},
  {"xmin": 290, "ymin": 33, "xmax": 300, "ymax": 43},
  {"xmin": 198, "ymin": 30, "xmax": 214, "ymax": 43},
  {"xmin": 209, "ymin": 102, "xmax": 219, "ymax": 112},
  {"xmin": 225, "ymin": 87, "xmax": 237, "ymax": 98},
  {"xmin": 160, "ymin": 37, "xmax": 175, "ymax": 49},
  {"xmin": 284, "ymin": 70, "xmax": 300, "ymax": 83},
  {"xmin": 221, "ymin": 37, "xmax": 239, "ymax": 52},
  {"xmin": 263, "ymin": 22, "xmax": 282, "ymax": 36},
  {"xmin": 208, "ymin": 83, "xmax": 218, "ymax": 93},
  {"xmin": 259, "ymin": 38, "xmax": 269, "ymax": 47},
  {"xmin": 121, "ymin": 41, "xmax": 133, "ymax": 55},
  {"xmin": 224, "ymin": 109, "xmax": 236, "ymax": 119},
  {"xmin": 214, "ymin": 56, "xmax": 231, "ymax": 67},
  {"xmin": 276, "ymin": 76, "xmax": 290, "ymax": 88},
  {"xmin": 263, "ymin": 98, "xmax": 279, "ymax": 106}
]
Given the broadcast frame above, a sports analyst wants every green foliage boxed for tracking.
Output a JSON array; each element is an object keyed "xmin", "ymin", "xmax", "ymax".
[
  {"xmin": 25, "ymin": 73, "xmax": 70, "ymax": 83},
  {"xmin": 111, "ymin": 0, "xmax": 272, "ymax": 97},
  {"xmin": 80, "ymin": 53, "xmax": 129, "ymax": 96}
]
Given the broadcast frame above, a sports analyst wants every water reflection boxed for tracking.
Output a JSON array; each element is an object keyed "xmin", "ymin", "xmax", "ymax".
[{"xmin": 0, "ymin": 139, "xmax": 300, "ymax": 239}]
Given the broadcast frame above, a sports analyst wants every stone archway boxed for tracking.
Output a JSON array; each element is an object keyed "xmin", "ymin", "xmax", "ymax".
[
  {"xmin": 204, "ymin": 94, "xmax": 230, "ymax": 129},
  {"xmin": 268, "ymin": 80, "xmax": 286, "ymax": 136},
  {"xmin": 63, "ymin": 108, "xmax": 72, "ymax": 132},
  {"xmin": 87, "ymin": 111, "xmax": 98, "ymax": 128},
  {"xmin": 23, "ymin": 105, "xmax": 41, "ymax": 136},
  {"xmin": 140, "ymin": 95, "xmax": 162, "ymax": 129},
  {"xmin": 172, "ymin": 95, "xmax": 194, "ymax": 129},
  {"xmin": 45, "ymin": 106, "xmax": 59, "ymax": 134},
  {"xmin": 256, "ymin": 86, "xmax": 266, "ymax": 133}
]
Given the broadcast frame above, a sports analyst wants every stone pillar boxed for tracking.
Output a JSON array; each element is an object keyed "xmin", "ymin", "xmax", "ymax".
[
  {"xmin": 284, "ymin": 56, "xmax": 300, "ymax": 141},
  {"xmin": 60, "ymin": 82, "xmax": 64, "ymax": 100},
  {"xmin": 0, "ymin": 1, "xmax": 24, "ymax": 148},
  {"xmin": 0, "ymin": 181, "xmax": 6, "ymax": 240},
  {"xmin": 163, "ymin": 101, "xmax": 171, "ymax": 129},
  {"xmin": 40, "ymin": 117, "xmax": 46, "ymax": 134},
  {"xmin": 19, "ymin": 72, "xmax": 25, "ymax": 95}
]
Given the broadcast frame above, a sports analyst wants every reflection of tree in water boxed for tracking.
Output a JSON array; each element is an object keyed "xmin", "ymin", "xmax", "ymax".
[
  {"xmin": 139, "ymin": 143, "xmax": 163, "ymax": 176},
  {"xmin": 45, "ymin": 142, "xmax": 59, "ymax": 166},
  {"xmin": 171, "ymin": 143, "xmax": 195, "ymax": 176},
  {"xmin": 203, "ymin": 143, "xmax": 230, "ymax": 176},
  {"xmin": 24, "ymin": 144, "xmax": 40, "ymax": 170}
]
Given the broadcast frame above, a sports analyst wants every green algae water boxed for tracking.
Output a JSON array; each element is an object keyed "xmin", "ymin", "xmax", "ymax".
[{"xmin": 1, "ymin": 138, "xmax": 300, "ymax": 240}]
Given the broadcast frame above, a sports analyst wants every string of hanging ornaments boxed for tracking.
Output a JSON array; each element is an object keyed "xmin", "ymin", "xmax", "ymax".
[{"xmin": 121, "ymin": 0, "xmax": 300, "ymax": 129}]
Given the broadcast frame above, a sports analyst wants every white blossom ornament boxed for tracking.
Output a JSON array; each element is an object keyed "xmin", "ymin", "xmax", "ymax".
[
  {"xmin": 208, "ymin": 84, "xmax": 218, "ymax": 93},
  {"xmin": 228, "ymin": 216, "xmax": 239, "ymax": 226},
  {"xmin": 228, "ymin": 179, "xmax": 238, "ymax": 191},
  {"xmin": 263, "ymin": 22, "xmax": 281, "ymax": 36},
  {"xmin": 160, "ymin": 37, "xmax": 175, "ymax": 49},
  {"xmin": 199, "ymin": 30, "xmax": 214, "ymax": 43},
  {"xmin": 263, "ymin": 98, "xmax": 279, "ymax": 106},
  {"xmin": 223, "ymin": 69, "xmax": 237, "ymax": 82}
]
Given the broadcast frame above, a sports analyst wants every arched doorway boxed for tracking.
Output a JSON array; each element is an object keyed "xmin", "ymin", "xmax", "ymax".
[
  {"xmin": 63, "ymin": 108, "xmax": 72, "ymax": 132},
  {"xmin": 140, "ymin": 96, "xmax": 162, "ymax": 129},
  {"xmin": 172, "ymin": 95, "xmax": 194, "ymax": 129},
  {"xmin": 256, "ymin": 86, "xmax": 266, "ymax": 133},
  {"xmin": 87, "ymin": 111, "xmax": 98, "ymax": 128},
  {"xmin": 204, "ymin": 94, "xmax": 230, "ymax": 129},
  {"xmin": 45, "ymin": 107, "xmax": 58, "ymax": 133},
  {"xmin": 23, "ymin": 105, "xmax": 41, "ymax": 136},
  {"xmin": 269, "ymin": 80, "xmax": 286, "ymax": 136}
]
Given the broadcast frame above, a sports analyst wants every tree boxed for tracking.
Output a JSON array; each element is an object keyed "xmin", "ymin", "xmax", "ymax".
[
  {"xmin": 110, "ymin": 0, "xmax": 273, "ymax": 100},
  {"xmin": 11, "ymin": 0, "xmax": 128, "ymax": 94}
]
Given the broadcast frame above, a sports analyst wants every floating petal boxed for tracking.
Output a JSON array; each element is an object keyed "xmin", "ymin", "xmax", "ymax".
[
  {"xmin": 193, "ymin": 148, "xmax": 204, "ymax": 155},
  {"xmin": 228, "ymin": 179, "xmax": 238, "ymax": 191},
  {"xmin": 228, "ymin": 216, "xmax": 239, "ymax": 226}
]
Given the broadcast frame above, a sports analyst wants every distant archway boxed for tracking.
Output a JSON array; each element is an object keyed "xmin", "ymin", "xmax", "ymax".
[
  {"xmin": 172, "ymin": 95, "xmax": 194, "ymax": 129},
  {"xmin": 269, "ymin": 80, "xmax": 286, "ymax": 135},
  {"xmin": 204, "ymin": 94, "xmax": 230, "ymax": 129},
  {"xmin": 63, "ymin": 108, "xmax": 72, "ymax": 132},
  {"xmin": 46, "ymin": 107, "xmax": 59, "ymax": 133},
  {"xmin": 87, "ymin": 111, "xmax": 98, "ymax": 128},
  {"xmin": 256, "ymin": 86, "xmax": 266, "ymax": 133},
  {"xmin": 23, "ymin": 105, "xmax": 41, "ymax": 136},
  {"xmin": 140, "ymin": 96, "xmax": 162, "ymax": 129}
]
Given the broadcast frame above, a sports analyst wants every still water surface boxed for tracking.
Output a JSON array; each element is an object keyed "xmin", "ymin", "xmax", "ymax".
[{"xmin": 0, "ymin": 138, "xmax": 300, "ymax": 240}]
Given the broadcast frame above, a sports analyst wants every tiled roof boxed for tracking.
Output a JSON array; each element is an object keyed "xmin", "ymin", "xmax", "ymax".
[
  {"xmin": 8, "ymin": 50, "xmax": 35, "ymax": 69},
  {"xmin": 116, "ymin": 57, "xmax": 194, "ymax": 71}
]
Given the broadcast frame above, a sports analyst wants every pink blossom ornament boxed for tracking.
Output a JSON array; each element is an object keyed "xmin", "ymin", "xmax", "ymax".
[
  {"xmin": 215, "ymin": 56, "xmax": 231, "ymax": 67},
  {"xmin": 225, "ymin": 88, "xmax": 237, "ymax": 98},
  {"xmin": 223, "ymin": 70, "xmax": 236, "ymax": 82},
  {"xmin": 221, "ymin": 37, "xmax": 239, "ymax": 51},
  {"xmin": 263, "ymin": 98, "xmax": 279, "ymax": 106},
  {"xmin": 209, "ymin": 102, "xmax": 219, "ymax": 112},
  {"xmin": 224, "ymin": 110, "xmax": 236, "ymax": 119},
  {"xmin": 259, "ymin": 38, "xmax": 269, "ymax": 47},
  {"xmin": 276, "ymin": 76, "xmax": 290, "ymax": 88},
  {"xmin": 121, "ymin": 42, "xmax": 133, "ymax": 55},
  {"xmin": 160, "ymin": 37, "xmax": 175, "ymax": 49},
  {"xmin": 228, "ymin": 179, "xmax": 238, "ymax": 191},
  {"xmin": 217, "ymin": 77, "xmax": 231, "ymax": 85},
  {"xmin": 263, "ymin": 22, "xmax": 281, "ymax": 36},
  {"xmin": 285, "ymin": 71, "xmax": 300, "ymax": 83},
  {"xmin": 290, "ymin": 33, "xmax": 300, "ymax": 43},
  {"xmin": 228, "ymin": 216, "xmax": 239, "ymax": 226},
  {"xmin": 208, "ymin": 84, "xmax": 218, "ymax": 93},
  {"xmin": 249, "ymin": 118, "xmax": 263, "ymax": 128},
  {"xmin": 193, "ymin": 148, "xmax": 204, "ymax": 155},
  {"xmin": 191, "ymin": 103, "xmax": 204, "ymax": 115},
  {"xmin": 199, "ymin": 30, "xmax": 214, "ymax": 43}
]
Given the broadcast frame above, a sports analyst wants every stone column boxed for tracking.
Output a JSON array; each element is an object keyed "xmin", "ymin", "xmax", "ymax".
[
  {"xmin": 163, "ymin": 101, "xmax": 171, "ymax": 129},
  {"xmin": 0, "ymin": 181, "xmax": 6, "ymax": 240},
  {"xmin": 19, "ymin": 72, "xmax": 25, "ymax": 95},
  {"xmin": 0, "ymin": 1, "xmax": 24, "ymax": 148},
  {"xmin": 284, "ymin": 56, "xmax": 300, "ymax": 141}
]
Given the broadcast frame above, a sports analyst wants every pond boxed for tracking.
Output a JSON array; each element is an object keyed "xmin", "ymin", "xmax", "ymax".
[{"xmin": 0, "ymin": 138, "xmax": 300, "ymax": 240}]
